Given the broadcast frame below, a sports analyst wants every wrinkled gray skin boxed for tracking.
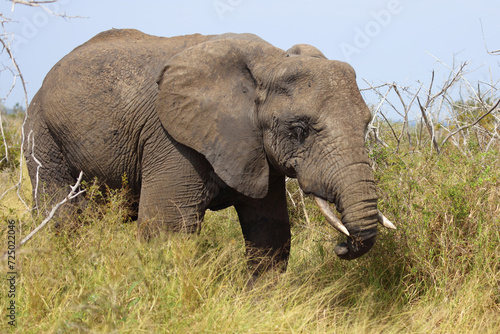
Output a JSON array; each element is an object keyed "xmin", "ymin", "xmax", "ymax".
[{"xmin": 24, "ymin": 29, "xmax": 379, "ymax": 272}]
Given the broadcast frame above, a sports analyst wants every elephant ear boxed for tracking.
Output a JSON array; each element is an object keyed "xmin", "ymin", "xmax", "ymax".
[
  {"xmin": 287, "ymin": 44, "xmax": 327, "ymax": 59},
  {"xmin": 156, "ymin": 39, "xmax": 273, "ymax": 198}
]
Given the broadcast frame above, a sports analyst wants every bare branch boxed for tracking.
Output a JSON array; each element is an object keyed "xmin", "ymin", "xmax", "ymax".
[
  {"xmin": 393, "ymin": 83, "xmax": 422, "ymax": 147},
  {"xmin": 440, "ymin": 98, "xmax": 500, "ymax": 149},
  {"xmin": 9, "ymin": 0, "xmax": 85, "ymax": 19},
  {"xmin": 360, "ymin": 83, "xmax": 393, "ymax": 92},
  {"xmin": 299, "ymin": 188, "xmax": 310, "ymax": 225},
  {"xmin": 0, "ymin": 37, "xmax": 29, "ymax": 111},
  {"xmin": 365, "ymin": 80, "xmax": 405, "ymax": 119},
  {"xmin": 417, "ymin": 97, "xmax": 440, "ymax": 154},
  {"xmin": 285, "ymin": 178, "xmax": 297, "ymax": 207},
  {"xmin": 30, "ymin": 130, "xmax": 43, "ymax": 208},
  {"xmin": 480, "ymin": 19, "xmax": 500, "ymax": 56},
  {"xmin": 423, "ymin": 61, "xmax": 468, "ymax": 105},
  {"xmin": 0, "ymin": 108, "xmax": 8, "ymax": 163},
  {"xmin": 365, "ymin": 84, "xmax": 392, "ymax": 146},
  {"xmin": 363, "ymin": 79, "xmax": 400, "ymax": 145},
  {"xmin": 0, "ymin": 33, "xmax": 30, "ymax": 209},
  {"xmin": 11, "ymin": 0, "xmax": 58, "ymax": 5},
  {"xmin": 367, "ymin": 84, "xmax": 392, "ymax": 129},
  {"xmin": 1, "ymin": 0, "xmax": 85, "ymax": 210},
  {"xmin": 363, "ymin": 57, "xmax": 499, "ymax": 157},
  {"xmin": 484, "ymin": 124, "xmax": 500, "ymax": 152},
  {"xmin": 1, "ymin": 171, "xmax": 86, "ymax": 262}
]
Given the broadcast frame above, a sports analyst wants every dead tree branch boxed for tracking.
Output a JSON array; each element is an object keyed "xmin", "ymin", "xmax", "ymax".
[
  {"xmin": 1, "ymin": 171, "xmax": 85, "ymax": 262},
  {"xmin": 480, "ymin": 19, "xmax": 500, "ymax": 56},
  {"xmin": 417, "ymin": 97, "xmax": 440, "ymax": 154},
  {"xmin": 393, "ymin": 83, "xmax": 422, "ymax": 147},
  {"xmin": 1, "ymin": 0, "xmax": 82, "ymax": 209},
  {"xmin": 0, "ymin": 35, "xmax": 30, "ymax": 208},
  {"xmin": 365, "ymin": 83, "xmax": 392, "ymax": 147},
  {"xmin": 363, "ymin": 58, "xmax": 497, "ymax": 156},
  {"xmin": 0, "ymin": 107, "xmax": 8, "ymax": 164},
  {"xmin": 8, "ymin": 0, "xmax": 85, "ymax": 19},
  {"xmin": 440, "ymin": 98, "xmax": 500, "ymax": 150},
  {"xmin": 299, "ymin": 188, "xmax": 311, "ymax": 225},
  {"xmin": 363, "ymin": 80, "xmax": 399, "ymax": 147}
]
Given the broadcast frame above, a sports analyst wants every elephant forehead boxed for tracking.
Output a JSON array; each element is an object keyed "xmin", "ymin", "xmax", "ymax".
[
  {"xmin": 312, "ymin": 86, "xmax": 372, "ymax": 129},
  {"xmin": 323, "ymin": 91, "xmax": 371, "ymax": 120},
  {"xmin": 284, "ymin": 57, "xmax": 356, "ymax": 82},
  {"xmin": 318, "ymin": 63, "xmax": 358, "ymax": 89}
]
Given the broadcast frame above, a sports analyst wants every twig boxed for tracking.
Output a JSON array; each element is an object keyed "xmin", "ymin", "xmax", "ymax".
[
  {"xmin": 360, "ymin": 83, "xmax": 392, "ymax": 92},
  {"xmin": 480, "ymin": 19, "xmax": 500, "ymax": 56},
  {"xmin": 1, "ymin": 171, "xmax": 85, "ymax": 261},
  {"xmin": 0, "ymin": 107, "xmax": 8, "ymax": 164},
  {"xmin": 366, "ymin": 84, "xmax": 392, "ymax": 143},
  {"xmin": 417, "ymin": 97, "xmax": 440, "ymax": 154},
  {"xmin": 10, "ymin": 0, "xmax": 58, "ymax": 5},
  {"xmin": 393, "ymin": 83, "xmax": 422, "ymax": 147},
  {"xmin": 298, "ymin": 189, "xmax": 310, "ymax": 225},
  {"xmin": 0, "ymin": 35, "xmax": 30, "ymax": 209},
  {"xmin": 1, "ymin": 0, "xmax": 85, "ymax": 210},
  {"xmin": 296, "ymin": 224, "xmax": 334, "ymax": 239},
  {"xmin": 427, "ymin": 54, "xmax": 483, "ymax": 109},
  {"xmin": 30, "ymin": 130, "xmax": 43, "ymax": 208},
  {"xmin": 484, "ymin": 125, "xmax": 500, "ymax": 152},
  {"xmin": 285, "ymin": 178, "xmax": 297, "ymax": 207},
  {"xmin": 9, "ymin": 0, "xmax": 85, "ymax": 19},
  {"xmin": 363, "ymin": 79, "xmax": 400, "ymax": 145},
  {"xmin": 440, "ymin": 98, "xmax": 500, "ymax": 150},
  {"xmin": 424, "ymin": 61, "xmax": 467, "ymax": 104},
  {"xmin": 364, "ymin": 80, "xmax": 405, "ymax": 118}
]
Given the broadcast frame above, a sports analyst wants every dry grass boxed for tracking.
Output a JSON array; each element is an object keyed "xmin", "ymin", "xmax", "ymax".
[{"xmin": 1, "ymin": 106, "xmax": 500, "ymax": 333}]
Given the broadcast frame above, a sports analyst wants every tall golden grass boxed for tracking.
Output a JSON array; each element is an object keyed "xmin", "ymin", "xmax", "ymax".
[{"xmin": 1, "ymin": 109, "xmax": 499, "ymax": 333}]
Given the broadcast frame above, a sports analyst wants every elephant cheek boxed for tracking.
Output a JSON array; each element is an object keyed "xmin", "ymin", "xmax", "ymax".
[
  {"xmin": 296, "ymin": 176, "xmax": 318, "ymax": 197},
  {"xmin": 296, "ymin": 172, "xmax": 331, "ymax": 202}
]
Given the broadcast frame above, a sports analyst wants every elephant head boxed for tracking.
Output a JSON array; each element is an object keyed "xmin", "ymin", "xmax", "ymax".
[{"xmin": 156, "ymin": 36, "xmax": 394, "ymax": 260}]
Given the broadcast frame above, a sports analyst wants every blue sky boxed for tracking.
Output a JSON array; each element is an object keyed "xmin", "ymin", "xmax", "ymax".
[{"xmin": 1, "ymin": 0, "xmax": 499, "ymax": 119}]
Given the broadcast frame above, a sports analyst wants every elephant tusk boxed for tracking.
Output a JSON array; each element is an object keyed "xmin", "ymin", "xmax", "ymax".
[
  {"xmin": 378, "ymin": 211, "xmax": 396, "ymax": 230},
  {"xmin": 314, "ymin": 197, "xmax": 350, "ymax": 236}
]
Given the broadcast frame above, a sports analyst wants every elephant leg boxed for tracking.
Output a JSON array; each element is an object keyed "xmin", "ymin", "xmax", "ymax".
[
  {"xmin": 234, "ymin": 175, "xmax": 291, "ymax": 275},
  {"xmin": 24, "ymin": 110, "xmax": 85, "ymax": 222},
  {"xmin": 137, "ymin": 138, "xmax": 217, "ymax": 239}
]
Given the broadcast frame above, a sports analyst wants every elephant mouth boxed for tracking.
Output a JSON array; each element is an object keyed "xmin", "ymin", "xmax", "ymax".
[{"xmin": 314, "ymin": 196, "xmax": 396, "ymax": 259}]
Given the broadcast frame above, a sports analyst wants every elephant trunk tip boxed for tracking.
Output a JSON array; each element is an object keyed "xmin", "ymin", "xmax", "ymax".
[
  {"xmin": 314, "ymin": 195, "xmax": 396, "ymax": 260},
  {"xmin": 334, "ymin": 235, "xmax": 377, "ymax": 260}
]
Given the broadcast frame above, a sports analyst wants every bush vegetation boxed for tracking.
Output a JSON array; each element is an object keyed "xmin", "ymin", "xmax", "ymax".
[{"xmin": 1, "ymin": 96, "xmax": 499, "ymax": 332}]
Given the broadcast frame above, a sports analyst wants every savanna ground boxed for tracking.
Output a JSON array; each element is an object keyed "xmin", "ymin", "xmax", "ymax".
[{"xmin": 1, "ymin": 86, "xmax": 500, "ymax": 333}]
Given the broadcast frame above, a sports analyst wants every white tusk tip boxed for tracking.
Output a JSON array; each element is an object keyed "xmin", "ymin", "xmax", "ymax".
[
  {"xmin": 378, "ymin": 212, "xmax": 396, "ymax": 230},
  {"xmin": 314, "ymin": 196, "xmax": 350, "ymax": 236}
]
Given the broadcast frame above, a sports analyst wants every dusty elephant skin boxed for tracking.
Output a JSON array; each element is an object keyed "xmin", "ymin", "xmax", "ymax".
[{"xmin": 24, "ymin": 29, "xmax": 393, "ymax": 272}]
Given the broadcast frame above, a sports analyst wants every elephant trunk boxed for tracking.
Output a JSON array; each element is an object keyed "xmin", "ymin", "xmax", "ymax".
[
  {"xmin": 300, "ymin": 149, "xmax": 380, "ymax": 260},
  {"xmin": 331, "ymin": 162, "xmax": 379, "ymax": 260},
  {"xmin": 316, "ymin": 193, "xmax": 378, "ymax": 260}
]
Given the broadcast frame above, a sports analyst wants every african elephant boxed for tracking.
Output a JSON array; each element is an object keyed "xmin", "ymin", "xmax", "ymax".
[{"xmin": 24, "ymin": 29, "xmax": 394, "ymax": 272}]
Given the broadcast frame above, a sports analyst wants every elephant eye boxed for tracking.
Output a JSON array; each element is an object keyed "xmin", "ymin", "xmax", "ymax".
[{"xmin": 290, "ymin": 124, "xmax": 309, "ymax": 143}]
